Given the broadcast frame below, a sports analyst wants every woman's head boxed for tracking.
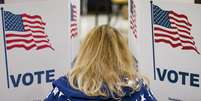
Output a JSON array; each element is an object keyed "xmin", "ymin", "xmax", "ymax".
[{"xmin": 69, "ymin": 25, "xmax": 139, "ymax": 97}]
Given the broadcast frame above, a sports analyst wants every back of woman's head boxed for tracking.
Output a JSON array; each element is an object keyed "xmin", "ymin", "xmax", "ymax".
[{"xmin": 69, "ymin": 25, "xmax": 139, "ymax": 98}]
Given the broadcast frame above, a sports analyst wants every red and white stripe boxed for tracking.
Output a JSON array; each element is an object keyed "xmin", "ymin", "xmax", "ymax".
[
  {"xmin": 6, "ymin": 13, "xmax": 54, "ymax": 50},
  {"xmin": 70, "ymin": 4, "xmax": 78, "ymax": 38},
  {"xmin": 130, "ymin": 0, "xmax": 137, "ymax": 38},
  {"xmin": 154, "ymin": 11, "xmax": 199, "ymax": 54}
]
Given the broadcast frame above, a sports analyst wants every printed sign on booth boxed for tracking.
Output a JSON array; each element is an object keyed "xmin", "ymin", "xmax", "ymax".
[
  {"xmin": 129, "ymin": 0, "xmax": 201, "ymax": 100},
  {"xmin": 0, "ymin": 0, "xmax": 80, "ymax": 100}
]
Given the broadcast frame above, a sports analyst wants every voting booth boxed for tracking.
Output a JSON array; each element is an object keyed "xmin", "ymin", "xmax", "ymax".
[
  {"xmin": 129, "ymin": 0, "xmax": 201, "ymax": 100},
  {"xmin": 0, "ymin": 0, "xmax": 80, "ymax": 100}
]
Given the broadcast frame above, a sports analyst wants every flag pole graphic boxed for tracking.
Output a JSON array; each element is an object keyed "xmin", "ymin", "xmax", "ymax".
[
  {"xmin": 150, "ymin": 1, "xmax": 156, "ymax": 80},
  {"xmin": 1, "ymin": 8, "xmax": 10, "ymax": 88}
]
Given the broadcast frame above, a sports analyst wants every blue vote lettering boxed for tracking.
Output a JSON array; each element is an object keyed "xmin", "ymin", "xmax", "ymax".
[
  {"xmin": 10, "ymin": 69, "xmax": 55, "ymax": 88},
  {"xmin": 156, "ymin": 67, "xmax": 199, "ymax": 87}
]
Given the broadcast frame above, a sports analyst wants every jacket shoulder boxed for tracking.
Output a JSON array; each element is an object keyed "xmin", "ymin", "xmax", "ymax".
[
  {"xmin": 122, "ymin": 84, "xmax": 157, "ymax": 101},
  {"xmin": 44, "ymin": 76, "xmax": 69, "ymax": 101}
]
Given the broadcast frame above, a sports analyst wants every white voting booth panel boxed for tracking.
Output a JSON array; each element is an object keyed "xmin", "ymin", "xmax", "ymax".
[
  {"xmin": 129, "ymin": 0, "xmax": 201, "ymax": 101},
  {"xmin": 154, "ymin": 0, "xmax": 194, "ymax": 4},
  {"xmin": 0, "ymin": 0, "xmax": 80, "ymax": 100},
  {"xmin": 4, "ymin": 0, "xmax": 45, "ymax": 4}
]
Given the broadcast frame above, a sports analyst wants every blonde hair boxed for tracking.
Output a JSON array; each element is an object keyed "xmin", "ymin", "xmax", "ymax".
[{"xmin": 68, "ymin": 25, "xmax": 142, "ymax": 98}]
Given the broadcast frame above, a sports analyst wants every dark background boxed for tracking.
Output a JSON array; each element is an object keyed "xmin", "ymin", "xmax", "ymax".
[
  {"xmin": 195, "ymin": 0, "xmax": 201, "ymax": 4},
  {"xmin": 0, "ymin": 0, "xmax": 4, "ymax": 4}
]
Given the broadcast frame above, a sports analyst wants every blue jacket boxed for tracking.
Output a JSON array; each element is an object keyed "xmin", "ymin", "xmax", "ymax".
[{"xmin": 44, "ymin": 76, "xmax": 157, "ymax": 101}]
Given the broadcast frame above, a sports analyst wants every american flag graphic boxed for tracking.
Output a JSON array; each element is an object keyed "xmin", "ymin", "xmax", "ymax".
[
  {"xmin": 153, "ymin": 5, "xmax": 200, "ymax": 54},
  {"xmin": 130, "ymin": 0, "xmax": 137, "ymax": 38},
  {"xmin": 70, "ymin": 3, "xmax": 78, "ymax": 38},
  {"xmin": 3, "ymin": 11, "xmax": 54, "ymax": 50}
]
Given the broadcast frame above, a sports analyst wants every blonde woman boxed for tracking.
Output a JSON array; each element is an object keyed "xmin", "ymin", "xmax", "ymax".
[{"xmin": 45, "ymin": 25, "xmax": 157, "ymax": 101}]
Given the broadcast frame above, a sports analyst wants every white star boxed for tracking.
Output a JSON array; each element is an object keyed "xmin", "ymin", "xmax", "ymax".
[
  {"xmin": 53, "ymin": 87, "xmax": 59, "ymax": 95},
  {"xmin": 140, "ymin": 94, "xmax": 146, "ymax": 101},
  {"xmin": 59, "ymin": 91, "xmax": 64, "ymax": 97}
]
